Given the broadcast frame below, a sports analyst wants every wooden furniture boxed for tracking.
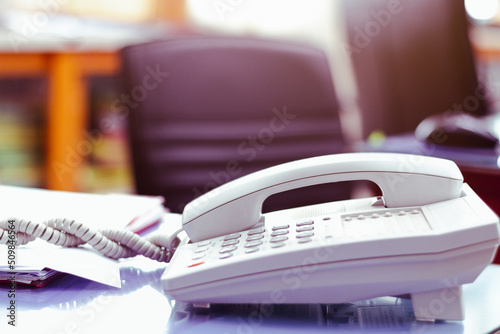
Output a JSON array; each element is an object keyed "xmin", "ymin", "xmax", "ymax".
[
  {"xmin": 0, "ymin": 51, "xmax": 120, "ymax": 191},
  {"xmin": 0, "ymin": 0, "xmax": 186, "ymax": 192}
]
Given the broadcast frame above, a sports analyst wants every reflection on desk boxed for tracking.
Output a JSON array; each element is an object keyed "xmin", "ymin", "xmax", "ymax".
[{"xmin": 1, "ymin": 257, "xmax": 499, "ymax": 334}]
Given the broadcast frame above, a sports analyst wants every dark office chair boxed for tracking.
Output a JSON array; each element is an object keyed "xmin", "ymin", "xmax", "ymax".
[
  {"xmin": 121, "ymin": 35, "xmax": 349, "ymax": 213},
  {"xmin": 341, "ymin": 0, "xmax": 488, "ymax": 139}
]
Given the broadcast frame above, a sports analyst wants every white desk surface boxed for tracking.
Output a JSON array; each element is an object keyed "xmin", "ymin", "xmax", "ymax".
[{"xmin": 1, "ymin": 259, "xmax": 499, "ymax": 334}]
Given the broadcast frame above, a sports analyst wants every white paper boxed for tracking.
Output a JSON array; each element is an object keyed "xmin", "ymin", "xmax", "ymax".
[
  {"xmin": 0, "ymin": 240, "xmax": 121, "ymax": 287},
  {"xmin": 0, "ymin": 185, "xmax": 167, "ymax": 287},
  {"xmin": 0, "ymin": 185, "xmax": 165, "ymax": 230}
]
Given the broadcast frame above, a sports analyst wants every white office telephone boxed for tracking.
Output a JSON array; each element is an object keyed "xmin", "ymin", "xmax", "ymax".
[{"xmin": 161, "ymin": 152, "xmax": 500, "ymax": 322}]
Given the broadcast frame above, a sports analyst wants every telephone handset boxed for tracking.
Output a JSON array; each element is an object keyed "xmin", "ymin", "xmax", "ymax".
[
  {"xmin": 182, "ymin": 153, "xmax": 463, "ymax": 242},
  {"xmin": 161, "ymin": 153, "xmax": 500, "ymax": 322}
]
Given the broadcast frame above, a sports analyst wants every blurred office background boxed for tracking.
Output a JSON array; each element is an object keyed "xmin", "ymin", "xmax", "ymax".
[{"xmin": 0, "ymin": 0, "xmax": 499, "ymax": 195}]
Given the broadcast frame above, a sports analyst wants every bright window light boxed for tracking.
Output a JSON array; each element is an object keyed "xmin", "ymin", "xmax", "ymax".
[
  {"xmin": 186, "ymin": 0, "xmax": 327, "ymax": 35},
  {"xmin": 465, "ymin": 0, "xmax": 499, "ymax": 21}
]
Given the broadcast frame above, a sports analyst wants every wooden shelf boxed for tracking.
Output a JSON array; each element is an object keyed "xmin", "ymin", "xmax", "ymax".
[{"xmin": 0, "ymin": 51, "xmax": 121, "ymax": 191}]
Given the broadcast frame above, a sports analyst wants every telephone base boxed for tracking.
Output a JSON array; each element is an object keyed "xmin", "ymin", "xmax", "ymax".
[
  {"xmin": 411, "ymin": 286, "xmax": 464, "ymax": 322},
  {"xmin": 189, "ymin": 287, "xmax": 465, "ymax": 322}
]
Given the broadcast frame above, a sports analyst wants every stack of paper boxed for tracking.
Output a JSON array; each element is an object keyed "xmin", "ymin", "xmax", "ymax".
[
  {"xmin": 0, "ymin": 185, "xmax": 166, "ymax": 287},
  {"xmin": 0, "ymin": 268, "xmax": 61, "ymax": 287}
]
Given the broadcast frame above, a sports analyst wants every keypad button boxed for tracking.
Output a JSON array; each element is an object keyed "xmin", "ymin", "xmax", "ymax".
[
  {"xmin": 296, "ymin": 219, "xmax": 314, "ymax": 227},
  {"xmin": 297, "ymin": 237, "xmax": 313, "ymax": 243},
  {"xmin": 370, "ymin": 214, "xmax": 380, "ymax": 219},
  {"xmin": 272, "ymin": 224, "xmax": 290, "ymax": 231},
  {"xmin": 219, "ymin": 245, "xmax": 237, "ymax": 253},
  {"xmin": 270, "ymin": 235, "xmax": 288, "ymax": 243},
  {"xmin": 383, "ymin": 212, "xmax": 393, "ymax": 217},
  {"xmin": 224, "ymin": 233, "xmax": 242, "ymax": 241},
  {"xmin": 188, "ymin": 261, "xmax": 205, "ymax": 267},
  {"xmin": 271, "ymin": 242, "xmax": 286, "ymax": 248},
  {"xmin": 271, "ymin": 230, "xmax": 289, "ymax": 237},
  {"xmin": 296, "ymin": 226, "xmax": 313, "ymax": 232},
  {"xmin": 219, "ymin": 253, "xmax": 233, "ymax": 259},
  {"xmin": 344, "ymin": 216, "xmax": 352, "ymax": 222},
  {"xmin": 192, "ymin": 253, "xmax": 206, "ymax": 260},
  {"xmin": 246, "ymin": 234, "xmax": 264, "ymax": 241},
  {"xmin": 356, "ymin": 215, "xmax": 366, "ymax": 220},
  {"xmin": 194, "ymin": 247, "xmax": 209, "ymax": 253},
  {"xmin": 197, "ymin": 241, "xmax": 211, "ymax": 247},
  {"xmin": 222, "ymin": 239, "xmax": 239, "ymax": 247},
  {"xmin": 245, "ymin": 240, "xmax": 263, "ymax": 248},
  {"xmin": 297, "ymin": 231, "xmax": 314, "ymax": 238},
  {"xmin": 247, "ymin": 227, "xmax": 266, "ymax": 235},
  {"xmin": 245, "ymin": 247, "xmax": 259, "ymax": 254}
]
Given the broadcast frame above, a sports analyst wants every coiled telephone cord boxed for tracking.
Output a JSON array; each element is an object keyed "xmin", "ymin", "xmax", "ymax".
[{"xmin": 0, "ymin": 218, "xmax": 179, "ymax": 262}]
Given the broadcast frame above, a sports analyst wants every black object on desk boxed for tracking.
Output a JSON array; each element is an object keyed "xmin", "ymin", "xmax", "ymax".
[{"xmin": 415, "ymin": 113, "xmax": 499, "ymax": 149}]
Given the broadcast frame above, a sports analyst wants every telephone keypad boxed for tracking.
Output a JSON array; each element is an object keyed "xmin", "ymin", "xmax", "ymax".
[
  {"xmin": 195, "ymin": 216, "xmax": 346, "ymax": 266},
  {"xmin": 185, "ymin": 207, "xmax": 434, "ymax": 281},
  {"xmin": 194, "ymin": 209, "xmax": 429, "ymax": 266},
  {"xmin": 210, "ymin": 219, "xmax": 322, "ymax": 262}
]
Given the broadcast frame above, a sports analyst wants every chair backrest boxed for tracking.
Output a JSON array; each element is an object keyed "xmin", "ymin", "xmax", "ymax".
[{"xmin": 121, "ymin": 35, "xmax": 348, "ymax": 213}]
